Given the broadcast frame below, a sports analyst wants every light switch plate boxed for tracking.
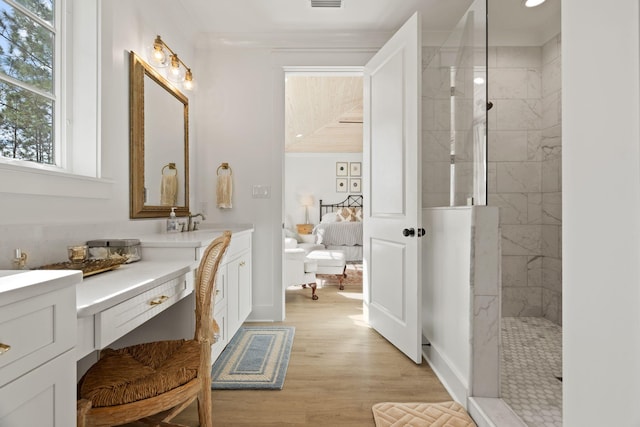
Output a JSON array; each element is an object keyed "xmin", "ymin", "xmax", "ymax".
[{"xmin": 252, "ymin": 185, "xmax": 271, "ymax": 198}]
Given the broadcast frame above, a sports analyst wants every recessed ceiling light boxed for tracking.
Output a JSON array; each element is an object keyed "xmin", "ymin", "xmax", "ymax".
[{"xmin": 523, "ymin": 0, "xmax": 546, "ymax": 7}]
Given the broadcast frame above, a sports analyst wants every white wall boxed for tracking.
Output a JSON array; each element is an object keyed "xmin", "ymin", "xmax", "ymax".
[
  {"xmin": 284, "ymin": 153, "xmax": 363, "ymax": 228},
  {"xmin": 563, "ymin": 1, "xmax": 640, "ymax": 425}
]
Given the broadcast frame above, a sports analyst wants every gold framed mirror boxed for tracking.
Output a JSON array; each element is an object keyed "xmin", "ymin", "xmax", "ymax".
[{"xmin": 130, "ymin": 51, "xmax": 189, "ymax": 219}]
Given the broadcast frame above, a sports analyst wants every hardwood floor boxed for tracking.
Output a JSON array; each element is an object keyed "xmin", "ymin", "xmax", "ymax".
[{"xmin": 138, "ymin": 266, "xmax": 451, "ymax": 426}]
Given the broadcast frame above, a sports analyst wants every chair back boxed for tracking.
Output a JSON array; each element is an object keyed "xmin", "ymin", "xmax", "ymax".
[{"xmin": 194, "ymin": 230, "xmax": 232, "ymax": 343}]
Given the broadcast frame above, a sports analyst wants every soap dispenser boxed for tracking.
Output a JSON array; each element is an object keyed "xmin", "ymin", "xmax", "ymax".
[{"xmin": 167, "ymin": 207, "xmax": 179, "ymax": 233}]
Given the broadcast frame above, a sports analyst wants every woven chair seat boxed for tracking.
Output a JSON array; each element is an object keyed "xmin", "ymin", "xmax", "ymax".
[{"xmin": 79, "ymin": 339, "xmax": 201, "ymax": 408}]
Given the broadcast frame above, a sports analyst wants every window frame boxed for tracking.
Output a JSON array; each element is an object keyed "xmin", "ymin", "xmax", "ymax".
[{"xmin": 0, "ymin": 0, "xmax": 112, "ymax": 198}]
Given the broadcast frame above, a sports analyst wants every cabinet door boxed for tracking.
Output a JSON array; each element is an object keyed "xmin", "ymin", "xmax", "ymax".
[
  {"xmin": 211, "ymin": 304, "xmax": 227, "ymax": 364},
  {"xmin": 226, "ymin": 251, "xmax": 252, "ymax": 336},
  {"xmin": 0, "ymin": 286, "xmax": 75, "ymax": 386},
  {"xmin": 215, "ymin": 263, "xmax": 227, "ymax": 307},
  {"xmin": 0, "ymin": 350, "xmax": 76, "ymax": 427},
  {"xmin": 236, "ymin": 251, "xmax": 252, "ymax": 324}
]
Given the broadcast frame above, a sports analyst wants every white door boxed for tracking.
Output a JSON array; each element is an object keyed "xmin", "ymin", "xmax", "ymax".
[{"xmin": 363, "ymin": 12, "xmax": 422, "ymax": 363}]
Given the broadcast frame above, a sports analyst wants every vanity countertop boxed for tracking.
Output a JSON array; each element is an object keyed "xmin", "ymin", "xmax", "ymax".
[
  {"xmin": 76, "ymin": 260, "xmax": 194, "ymax": 317},
  {"xmin": 76, "ymin": 225, "xmax": 253, "ymax": 315},
  {"xmin": 137, "ymin": 224, "xmax": 254, "ymax": 248},
  {"xmin": 0, "ymin": 269, "xmax": 82, "ymax": 304}
]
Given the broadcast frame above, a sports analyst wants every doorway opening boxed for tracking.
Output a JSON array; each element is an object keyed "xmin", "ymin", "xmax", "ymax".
[{"xmin": 282, "ymin": 68, "xmax": 365, "ymax": 313}]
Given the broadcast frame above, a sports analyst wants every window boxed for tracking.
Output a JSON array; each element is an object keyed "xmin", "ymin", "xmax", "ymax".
[
  {"xmin": 0, "ymin": 0, "xmax": 59, "ymax": 166},
  {"xmin": 0, "ymin": 0, "xmax": 108, "ymax": 198}
]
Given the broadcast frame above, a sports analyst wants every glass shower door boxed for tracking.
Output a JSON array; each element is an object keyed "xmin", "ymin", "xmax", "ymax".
[{"xmin": 423, "ymin": 0, "xmax": 487, "ymax": 208}]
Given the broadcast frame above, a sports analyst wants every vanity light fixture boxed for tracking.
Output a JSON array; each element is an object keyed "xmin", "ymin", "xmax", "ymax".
[
  {"xmin": 148, "ymin": 35, "xmax": 195, "ymax": 91},
  {"xmin": 523, "ymin": 0, "xmax": 546, "ymax": 7}
]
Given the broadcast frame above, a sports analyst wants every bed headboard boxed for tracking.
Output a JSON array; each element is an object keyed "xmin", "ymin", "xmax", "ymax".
[{"xmin": 319, "ymin": 194, "xmax": 363, "ymax": 221}]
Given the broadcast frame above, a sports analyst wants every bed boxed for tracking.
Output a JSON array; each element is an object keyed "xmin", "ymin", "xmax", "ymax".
[{"xmin": 313, "ymin": 195, "xmax": 363, "ymax": 262}]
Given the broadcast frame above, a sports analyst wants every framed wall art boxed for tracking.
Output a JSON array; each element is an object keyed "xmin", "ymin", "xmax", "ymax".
[
  {"xmin": 350, "ymin": 178, "xmax": 361, "ymax": 193},
  {"xmin": 336, "ymin": 162, "xmax": 348, "ymax": 176},
  {"xmin": 336, "ymin": 178, "xmax": 347, "ymax": 192},
  {"xmin": 350, "ymin": 162, "xmax": 361, "ymax": 177}
]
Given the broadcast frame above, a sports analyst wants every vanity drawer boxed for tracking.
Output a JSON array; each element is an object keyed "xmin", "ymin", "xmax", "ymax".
[
  {"xmin": 95, "ymin": 274, "xmax": 192, "ymax": 348},
  {"xmin": 0, "ymin": 286, "xmax": 75, "ymax": 386}
]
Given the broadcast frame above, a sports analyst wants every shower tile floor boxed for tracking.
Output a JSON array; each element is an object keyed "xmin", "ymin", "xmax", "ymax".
[{"xmin": 501, "ymin": 317, "xmax": 563, "ymax": 427}]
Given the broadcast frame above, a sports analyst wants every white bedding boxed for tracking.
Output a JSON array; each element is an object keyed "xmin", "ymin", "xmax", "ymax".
[
  {"xmin": 313, "ymin": 222, "xmax": 362, "ymax": 262},
  {"xmin": 313, "ymin": 222, "xmax": 362, "ymax": 246}
]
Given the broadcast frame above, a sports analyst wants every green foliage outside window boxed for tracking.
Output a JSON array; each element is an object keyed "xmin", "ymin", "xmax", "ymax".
[{"xmin": 0, "ymin": 0, "xmax": 56, "ymax": 165}]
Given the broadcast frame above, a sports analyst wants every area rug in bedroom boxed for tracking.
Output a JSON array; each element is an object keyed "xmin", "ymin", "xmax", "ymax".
[
  {"xmin": 317, "ymin": 262, "xmax": 363, "ymax": 288},
  {"xmin": 211, "ymin": 326, "xmax": 295, "ymax": 390}
]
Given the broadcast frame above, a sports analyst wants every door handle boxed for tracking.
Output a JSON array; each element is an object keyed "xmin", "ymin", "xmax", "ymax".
[
  {"xmin": 417, "ymin": 228, "xmax": 426, "ymax": 237},
  {"xmin": 402, "ymin": 228, "xmax": 415, "ymax": 237}
]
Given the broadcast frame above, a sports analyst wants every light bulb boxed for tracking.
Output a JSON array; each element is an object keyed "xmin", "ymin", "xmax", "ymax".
[
  {"xmin": 168, "ymin": 54, "xmax": 185, "ymax": 82},
  {"xmin": 183, "ymin": 69, "xmax": 194, "ymax": 90},
  {"xmin": 148, "ymin": 35, "xmax": 168, "ymax": 67}
]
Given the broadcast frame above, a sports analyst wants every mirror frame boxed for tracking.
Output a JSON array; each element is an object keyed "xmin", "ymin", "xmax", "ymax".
[{"xmin": 129, "ymin": 51, "xmax": 190, "ymax": 219}]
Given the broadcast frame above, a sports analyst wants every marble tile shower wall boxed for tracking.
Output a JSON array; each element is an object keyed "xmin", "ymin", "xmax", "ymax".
[
  {"xmin": 541, "ymin": 35, "xmax": 562, "ymax": 325},
  {"xmin": 488, "ymin": 36, "xmax": 562, "ymax": 325}
]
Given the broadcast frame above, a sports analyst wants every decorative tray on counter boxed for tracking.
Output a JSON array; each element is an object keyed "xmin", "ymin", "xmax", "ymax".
[{"xmin": 36, "ymin": 258, "xmax": 126, "ymax": 277}]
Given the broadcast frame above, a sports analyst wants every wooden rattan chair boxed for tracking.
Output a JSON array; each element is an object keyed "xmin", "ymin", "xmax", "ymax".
[{"xmin": 77, "ymin": 231, "xmax": 232, "ymax": 427}]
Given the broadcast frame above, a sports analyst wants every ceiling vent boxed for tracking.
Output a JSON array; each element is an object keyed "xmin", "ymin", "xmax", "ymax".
[{"xmin": 310, "ymin": 0, "xmax": 342, "ymax": 8}]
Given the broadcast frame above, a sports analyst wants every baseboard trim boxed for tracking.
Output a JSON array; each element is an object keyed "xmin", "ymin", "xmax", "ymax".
[{"xmin": 422, "ymin": 344, "xmax": 468, "ymax": 406}]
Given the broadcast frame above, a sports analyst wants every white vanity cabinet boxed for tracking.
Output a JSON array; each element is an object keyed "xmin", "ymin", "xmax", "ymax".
[
  {"xmin": 226, "ymin": 242, "xmax": 252, "ymax": 336},
  {"xmin": 209, "ymin": 230, "xmax": 252, "ymax": 361},
  {"xmin": 140, "ymin": 227, "xmax": 253, "ymax": 364},
  {"xmin": 0, "ymin": 270, "xmax": 81, "ymax": 427}
]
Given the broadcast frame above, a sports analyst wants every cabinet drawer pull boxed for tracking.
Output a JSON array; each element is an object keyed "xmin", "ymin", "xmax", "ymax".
[
  {"xmin": 239, "ymin": 261, "xmax": 246, "ymax": 267},
  {"xmin": 0, "ymin": 343, "xmax": 10, "ymax": 355},
  {"xmin": 149, "ymin": 295, "xmax": 169, "ymax": 306}
]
